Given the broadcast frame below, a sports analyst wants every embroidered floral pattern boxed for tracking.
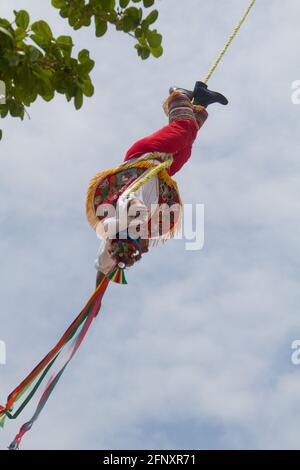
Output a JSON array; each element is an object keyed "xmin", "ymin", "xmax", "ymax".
[
  {"xmin": 93, "ymin": 166, "xmax": 181, "ymax": 238},
  {"xmin": 94, "ymin": 168, "xmax": 144, "ymax": 220}
]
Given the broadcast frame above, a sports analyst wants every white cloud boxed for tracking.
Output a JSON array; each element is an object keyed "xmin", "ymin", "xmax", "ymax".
[{"xmin": 1, "ymin": 0, "xmax": 300, "ymax": 450}]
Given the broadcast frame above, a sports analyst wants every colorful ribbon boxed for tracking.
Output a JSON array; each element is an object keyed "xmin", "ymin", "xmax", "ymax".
[{"xmin": 0, "ymin": 276, "xmax": 109, "ymax": 449}]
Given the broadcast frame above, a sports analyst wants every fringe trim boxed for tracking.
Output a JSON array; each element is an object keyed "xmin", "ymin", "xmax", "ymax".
[
  {"xmin": 86, "ymin": 159, "xmax": 181, "ymax": 233},
  {"xmin": 148, "ymin": 207, "xmax": 183, "ymax": 247}
]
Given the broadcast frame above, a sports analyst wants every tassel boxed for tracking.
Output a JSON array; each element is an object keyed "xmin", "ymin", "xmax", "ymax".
[{"xmin": 107, "ymin": 266, "xmax": 127, "ymax": 285}]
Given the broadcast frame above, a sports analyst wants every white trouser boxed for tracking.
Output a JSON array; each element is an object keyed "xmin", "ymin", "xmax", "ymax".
[{"xmin": 95, "ymin": 176, "xmax": 159, "ymax": 274}]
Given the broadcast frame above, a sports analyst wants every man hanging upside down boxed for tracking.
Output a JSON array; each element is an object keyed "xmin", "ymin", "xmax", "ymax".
[{"xmin": 85, "ymin": 82, "xmax": 228, "ymax": 287}]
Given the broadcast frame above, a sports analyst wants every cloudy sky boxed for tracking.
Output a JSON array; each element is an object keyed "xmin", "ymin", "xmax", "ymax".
[{"xmin": 1, "ymin": 0, "xmax": 300, "ymax": 450}]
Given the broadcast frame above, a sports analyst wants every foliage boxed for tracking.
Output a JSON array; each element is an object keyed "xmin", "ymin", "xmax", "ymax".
[
  {"xmin": 0, "ymin": 1, "xmax": 162, "ymax": 139},
  {"xmin": 51, "ymin": 0, "xmax": 163, "ymax": 60}
]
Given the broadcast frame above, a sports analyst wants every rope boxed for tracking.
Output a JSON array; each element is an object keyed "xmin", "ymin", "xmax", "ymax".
[
  {"xmin": 203, "ymin": 0, "xmax": 257, "ymax": 84},
  {"xmin": 126, "ymin": 156, "xmax": 173, "ymax": 196}
]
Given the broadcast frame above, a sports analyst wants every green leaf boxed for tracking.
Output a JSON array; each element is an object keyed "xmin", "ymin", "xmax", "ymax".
[
  {"xmin": 57, "ymin": 35, "xmax": 73, "ymax": 57},
  {"xmin": 52, "ymin": 71, "xmax": 67, "ymax": 93},
  {"xmin": 109, "ymin": 10, "xmax": 118, "ymax": 22},
  {"xmin": 0, "ymin": 18, "xmax": 12, "ymax": 28},
  {"xmin": 95, "ymin": 18, "xmax": 108, "ymax": 37},
  {"xmin": 82, "ymin": 80, "xmax": 94, "ymax": 97},
  {"xmin": 125, "ymin": 7, "xmax": 141, "ymax": 27},
  {"xmin": 0, "ymin": 105, "xmax": 8, "ymax": 117},
  {"xmin": 14, "ymin": 27, "xmax": 27, "ymax": 42},
  {"xmin": 143, "ymin": 0, "xmax": 154, "ymax": 6},
  {"xmin": 51, "ymin": 0, "xmax": 66, "ymax": 7},
  {"xmin": 0, "ymin": 129, "xmax": 2, "ymax": 140},
  {"xmin": 150, "ymin": 45, "xmax": 163, "ymax": 58},
  {"xmin": 22, "ymin": 88, "xmax": 38, "ymax": 106},
  {"xmin": 16, "ymin": 64, "xmax": 32, "ymax": 90},
  {"xmin": 119, "ymin": 0, "xmax": 130, "ymax": 7},
  {"xmin": 123, "ymin": 15, "xmax": 135, "ymax": 32},
  {"xmin": 37, "ymin": 86, "xmax": 54, "ymax": 101},
  {"xmin": 74, "ymin": 88, "xmax": 83, "ymax": 109},
  {"xmin": 65, "ymin": 90, "xmax": 73, "ymax": 102},
  {"xmin": 146, "ymin": 30, "xmax": 162, "ymax": 48},
  {"xmin": 9, "ymin": 100, "xmax": 23, "ymax": 118},
  {"xmin": 30, "ymin": 34, "xmax": 49, "ymax": 51},
  {"xmin": 0, "ymin": 104, "xmax": 8, "ymax": 118},
  {"xmin": 81, "ymin": 16, "xmax": 92, "ymax": 27},
  {"xmin": 28, "ymin": 46, "xmax": 41, "ymax": 62},
  {"xmin": 135, "ymin": 44, "xmax": 150, "ymax": 60},
  {"xmin": 15, "ymin": 10, "xmax": 30, "ymax": 30},
  {"xmin": 31, "ymin": 21, "xmax": 53, "ymax": 42},
  {"xmin": 32, "ymin": 66, "xmax": 52, "ymax": 89},
  {"xmin": 78, "ymin": 59, "xmax": 95, "ymax": 75},
  {"xmin": 57, "ymin": 35, "xmax": 73, "ymax": 47},
  {"xmin": 37, "ymin": 78, "xmax": 55, "ymax": 101},
  {"xmin": 68, "ymin": 9, "xmax": 79, "ymax": 27},
  {"xmin": 78, "ymin": 49, "xmax": 90, "ymax": 63},
  {"xmin": 101, "ymin": 0, "xmax": 116, "ymax": 12},
  {"xmin": 134, "ymin": 27, "xmax": 142, "ymax": 38},
  {"xmin": 0, "ymin": 25, "xmax": 14, "ymax": 40},
  {"xmin": 144, "ymin": 9, "xmax": 158, "ymax": 25},
  {"xmin": 59, "ymin": 6, "xmax": 70, "ymax": 18}
]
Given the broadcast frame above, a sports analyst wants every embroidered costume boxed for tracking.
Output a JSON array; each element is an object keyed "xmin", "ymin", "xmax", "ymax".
[{"xmin": 86, "ymin": 82, "xmax": 228, "ymax": 283}]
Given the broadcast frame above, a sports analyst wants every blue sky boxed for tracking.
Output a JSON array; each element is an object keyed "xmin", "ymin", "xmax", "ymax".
[{"xmin": 1, "ymin": 0, "xmax": 300, "ymax": 450}]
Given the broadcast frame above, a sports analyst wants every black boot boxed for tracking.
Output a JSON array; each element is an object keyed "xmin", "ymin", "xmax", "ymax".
[
  {"xmin": 169, "ymin": 81, "xmax": 228, "ymax": 107},
  {"xmin": 193, "ymin": 81, "xmax": 228, "ymax": 106}
]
